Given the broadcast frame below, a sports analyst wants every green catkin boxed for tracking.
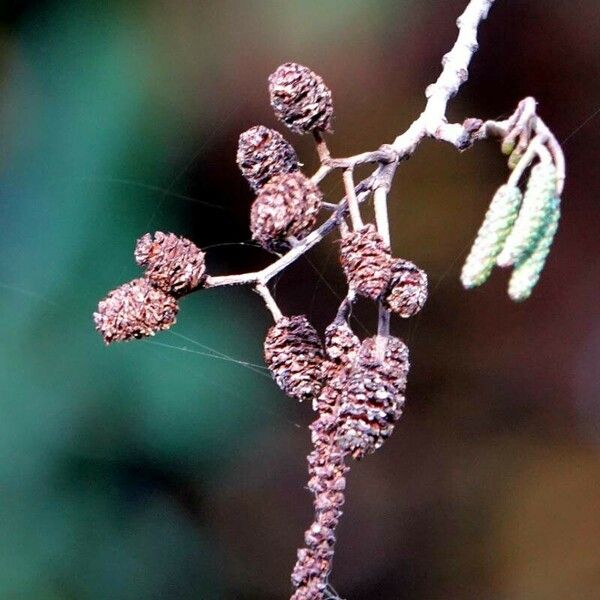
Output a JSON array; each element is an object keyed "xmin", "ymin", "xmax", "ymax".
[
  {"xmin": 508, "ymin": 196, "xmax": 561, "ymax": 302},
  {"xmin": 461, "ymin": 185, "xmax": 522, "ymax": 289},
  {"xmin": 497, "ymin": 162, "xmax": 557, "ymax": 267}
]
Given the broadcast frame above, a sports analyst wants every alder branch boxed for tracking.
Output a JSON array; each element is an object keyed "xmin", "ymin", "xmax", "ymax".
[
  {"xmin": 205, "ymin": 0, "xmax": 499, "ymax": 301},
  {"xmin": 93, "ymin": 3, "xmax": 568, "ymax": 598}
]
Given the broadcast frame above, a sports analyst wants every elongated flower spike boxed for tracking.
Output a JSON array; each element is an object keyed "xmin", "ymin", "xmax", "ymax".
[
  {"xmin": 461, "ymin": 184, "xmax": 522, "ymax": 288},
  {"xmin": 508, "ymin": 196, "xmax": 561, "ymax": 301},
  {"xmin": 497, "ymin": 162, "xmax": 557, "ymax": 268}
]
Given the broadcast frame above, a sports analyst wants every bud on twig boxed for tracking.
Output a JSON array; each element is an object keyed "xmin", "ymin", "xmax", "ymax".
[
  {"xmin": 250, "ymin": 172, "xmax": 323, "ymax": 250},
  {"xmin": 383, "ymin": 259, "xmax": 428, "ymax": 317},
  {"xmin": 269, "ymin": 62, "xmax": 334, "ymax": 134},
  {"xmin": 497, "ymin": 162, "xmax": 557, "ymax": 267},
  {"xmin": 340, "ymin": 224, "xmax": 393, "ymax": 301},
  {"xmin": 264, "ymin": 315, "xmax": 325, "ymax": 402},
  {"xmin": 337, "ymin": 336, "xmax": 410, "ymax": 459},
  {"xmin": 461, "ymin": 184, "xmax": 522, "ymax": 288},
  {"xmin": 94, "ymin": 278, "xmax": 178, "ymax": 344},
  {"xmin": 236, "ymin": 125, "xmax": 299, "ymax": 191},
  {"xmin": 508, "ymin": 196, "xmax": 561, "ymax": 301},
  {"xmin": 135, "ymin": 232, "xmax": 207, "ymax": 295}
]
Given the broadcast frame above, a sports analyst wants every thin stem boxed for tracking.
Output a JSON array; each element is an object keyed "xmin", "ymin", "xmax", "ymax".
[
  {"xmin": 311, "ymin": 164, "xmax": 332, "ymax": 185},
  {"xmin": 342, "ymin": 169, "xmax": 363, "ymax": 230},
  {"xmin": 313, "ymin": 130, "xmax": 331, "ymax": 162},
  {"xmin": 204, "ymin": 176, "xmax": 376, "ymax": 290},
  {"xmin": 535, "ymin": 117, "xmax": 566, "ymax": 194},
  {"xmin": 255, "ymin": 283, "xmax": 282, "ymax": 321},
  {"xmin": 422, "ymin": 0, "xmax": 494, "ymax": 136},
  {"xmin": 507, "ymin": 135, "xmax": 546, "ymax": 188},
  {"xmin": 373, "ymin": 187, "xmax": 391, "ymax": 247},
  {"xmin": 377, "ymin": 305, "xmax": 390, "ymax": 338}
]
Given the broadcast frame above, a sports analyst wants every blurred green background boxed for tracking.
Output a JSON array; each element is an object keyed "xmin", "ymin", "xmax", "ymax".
[{"xmin": 1, "ymin": 1, "xmax": 599, "ymax": 599}]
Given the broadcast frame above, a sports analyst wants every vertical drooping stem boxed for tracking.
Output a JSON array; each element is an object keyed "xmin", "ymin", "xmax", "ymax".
[
  {"xmin": 291, "ymin": 385, "xmax": 349, "ymax": 600},
  {"xmin": 291, "ymin": 321, "xmax": 359, "ymax": 600}
]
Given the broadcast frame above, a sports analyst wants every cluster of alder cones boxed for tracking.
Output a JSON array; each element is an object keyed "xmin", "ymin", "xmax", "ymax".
[
  {"xmin": 94, "ymin": 62, "xmax": 428, "ymax": 599},
  {"xmin": 93, "ymin": 50, "xmax": 566, "ymax": 599},
  {"xmin": 94, "ymin": 63, "xmax": 428, "ymax": 458}
]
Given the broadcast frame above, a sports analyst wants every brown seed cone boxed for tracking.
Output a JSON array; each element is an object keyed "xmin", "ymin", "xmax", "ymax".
[
  {"xmin": 250, "ymin": 172, "xmax": 323, "ymax": 251},
  {"xmin": 382, "ymin": 258, "xmax": 428, "ymax": 318},
  {"xmin": 134, "ymin": 232, "xmax": 207, "ymax": 295},
  {"xmin": 323, "ymin": 319, "xmax": 360, "ymax": 368},
  {"xmin": 336, "ymin": 335, "xmax": 410, "ymax": 459},
  {"xmin": 340, "ymin": 224, "xmax": 393, "ymax": 300},
  {"xmin": 236, "ymin": 125, "xmax": 299, "ymax": 192},
  {"xmin": 94, "ymin": 278, "xmax": 178, "ymax": 344},
  {"xmin": 264, "ymin": 315, "xmax": 325, "ymax": 402},
  {"xmin": 268, "ymin": 62, "xmax": 334, "ymax": 135}
]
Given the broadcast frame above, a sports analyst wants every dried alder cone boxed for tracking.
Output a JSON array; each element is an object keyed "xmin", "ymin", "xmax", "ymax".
[
  {"xmin": 269, "ymin": 62, "xmax": 334, "ymax": 134},
  {"xmin": 323, "ymin": 319, "xmax": 360, "ymax": 371},
  {"xmin": 509, "ymin": 195, "xmax": 561, "ymax": 302},
  {"xmin": 250, "ymin": 171, "xmax": 323, "ymax": 250},
  {"xmin": 94, "ymin": 278, "xmax": 178, "ymax": 344},
  {"xmin": 236, "ymin": 125, "xmax": 299, "ymax": 191},
  {"xmin": 315, "ymin": 320, "xmax": 361, "ymax": 415},
  {"xmin": 264, "ymin": 315, "xmax": 325, "ymax": 402},
  {"xmin": 383, "ymin": 259, "xmax": 428, "ymax": 318},
  {"xmin": 336, "ymin": 336, "xmax": 410, "ymax": 459},
  {"xmin": 135, "ymin": 231, "xmax": 207, "ymax": 295},
  {"xmin": 340, "ymin": 224, "xmax": 393, "ymax": 300}
]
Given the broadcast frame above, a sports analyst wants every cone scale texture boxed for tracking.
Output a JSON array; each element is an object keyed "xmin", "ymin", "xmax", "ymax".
[
  {"xmin": 340, "ymin": 224, "xmax": 393, "ymax": 300},
  {"xmin": 264, "ymin": 315, "xmax": 325, "ymax": 402},
  {"xmin": 135, "ymin": 232, "xmax": 206, "ymax": 295},
  {"xmin": 236, "ymin": 125, "xmax": 299, "ymax": 192},
  {"xmin": 269, "ymin": 62, "xmax": 334, "ymax": 135},
  {"xmin": 383, "ymin": 258, "xmax": 428, "ymax": 317},
  {"xmin": 94, "ymin": 278, "xmax": 178, "ymax": 344},
  {"xmin": 336, "ymin": 336, "xmax": 410, "ymax": 459},
  {"xmin": 461, "ymin": 184, "xmax": 522, "ymax": 288},
  {"xmin": 250, "ymin": 172, "xmax": 323, "ymax": 250}
]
